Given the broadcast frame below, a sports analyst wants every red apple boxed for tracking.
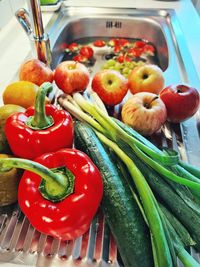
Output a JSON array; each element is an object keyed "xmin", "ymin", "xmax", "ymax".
[
  {"xmin": 128, "ymin": 64, "xmax": 165, "ymax": 95},
  {"xmin": 121, "ymin": 92, "xmax": 167, "ymax": 135},
  {"xmin": 159, "ymin": 84, "xmax": 200, "ymax": 123},
  {"xmin": 91, "ymin": 69, "xmax": 128, "ymax": 106},
  {"xmin": 19, "ymin": 59, "xmax": 54, "ymax": 86},
  {"xmin": 54, "ymin": 60, "xmax": 90, "ymax": 94}
]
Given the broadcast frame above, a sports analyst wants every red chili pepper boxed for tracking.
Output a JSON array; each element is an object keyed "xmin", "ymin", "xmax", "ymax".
[
  {"xmin": 80, "ymin": 46, "xmax": 94, "ymax": 59},
  {"xmin": 0, "ymin": 149, "xmax": 103, "ymax": 240},
  {"xmin": 93, "ymin": 40, "xmax": 106, "ymax": 47},
  {"xmin": 5, "ymin": 83, "xmax": 74, "ymax": 159}
]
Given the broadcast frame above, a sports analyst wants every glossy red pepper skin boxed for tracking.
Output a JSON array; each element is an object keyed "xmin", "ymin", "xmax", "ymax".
[
  {"xmin": 18, "ymin": 149, "xmax": 103, "ymax": 240},
  {"xmin": 5, "ymin": 104, "xmax": 74, "ymax": 159}
]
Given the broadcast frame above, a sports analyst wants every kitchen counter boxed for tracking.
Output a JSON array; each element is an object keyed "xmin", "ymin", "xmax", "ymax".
[{"xmin": 0, "ymin": 0, "xmax": 200, "ymax": 105}]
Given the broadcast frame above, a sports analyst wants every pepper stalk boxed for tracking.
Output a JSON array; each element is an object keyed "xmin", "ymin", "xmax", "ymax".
[
  {"xmin": 0, "ymin": 157, "xmax": 74, "ymax": 202},
  {"xmin": 26, "ymin": 82, "xmax": 54, "ymax": 130}
]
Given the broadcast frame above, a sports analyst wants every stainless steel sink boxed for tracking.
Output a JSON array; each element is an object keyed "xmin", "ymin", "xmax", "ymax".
[
  {"xmin": 46, "ymin": 6, "xmax": 200, "ymax": 165},
  {"xmin": 0, "ymin": 6, "xmax": 200, "ymax": 267}
]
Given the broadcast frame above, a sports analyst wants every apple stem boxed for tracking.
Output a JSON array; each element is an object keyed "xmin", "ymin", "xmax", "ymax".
[
  {"xmin": 145, "ymin": 96, "xmax": 159, "ymax": 109},
  {"xmin": 26, "ymin": 82, "xmax": 54, "ymax": 130}
]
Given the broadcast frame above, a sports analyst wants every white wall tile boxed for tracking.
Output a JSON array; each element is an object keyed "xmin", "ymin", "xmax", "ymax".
[{"xmin": 0, "ymin": 0, "xmax": 26, "ymax": 30}]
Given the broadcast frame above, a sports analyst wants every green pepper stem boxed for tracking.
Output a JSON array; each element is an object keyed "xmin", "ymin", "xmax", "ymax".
[
  {"xmin": 0, "ymin": 157, "xmax": 74, "ymax": 202},
  {"xmin": 26, "ymin": 82, "xmax": 54, "ymax": 130}
]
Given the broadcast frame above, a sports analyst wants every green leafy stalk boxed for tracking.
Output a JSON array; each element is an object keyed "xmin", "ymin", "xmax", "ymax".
[{"xmin": 94, "ymin": 130, "xmax": 173, "ymax": 267}]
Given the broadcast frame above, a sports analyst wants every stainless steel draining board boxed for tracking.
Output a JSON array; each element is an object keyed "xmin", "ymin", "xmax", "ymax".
[{"xmin": 0, "ymin": 208, "xmax": 120, "ymax": 266}]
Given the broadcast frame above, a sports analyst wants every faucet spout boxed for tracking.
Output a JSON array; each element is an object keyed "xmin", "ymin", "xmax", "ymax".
[
  {"xmin": 27, "ymin": 0, "xmax": 44, "ymax": 39},
  {"xmin": 15, "ymin": 0, "xmax": 52, "ymax": 66}
]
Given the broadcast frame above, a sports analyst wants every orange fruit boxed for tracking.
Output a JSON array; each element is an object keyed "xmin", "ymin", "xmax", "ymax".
[{"xmin": 3, "ymin": 81, "xmax": 50, "ymax": 109}]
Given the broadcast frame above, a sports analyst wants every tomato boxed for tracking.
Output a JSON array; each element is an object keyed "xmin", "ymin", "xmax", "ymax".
[
  {"xmin": 72, "ymin": 54, "xmax": 88, "ymax": 63},
  {"xmin": 118, "ymin": 38, "xmax": 130, "ymax": 47},
  {"xmin": 80, "ymin": 46, "xmax": 94, "ymax": 59},
  {"xmin": 67, "ymin": 42, "xmax": 79, "ymax": 52},
  {"xmin": 134, "ymin": 40, "xmax": 146, "ymax": 48},
  {"xmin": 128, "ymin": 47, "xmax": 143, "ymax": 58},
  {"xmin": 107, "ymin": 38, "xmax": 118, "ymax": 47},
  {"xmin": 116, "ymin": 54, "xmax": 132, "ymax": 63},
  {"xmin": 114, "ymin": 45, "xmax": 123, "ymax": 53},
  {"xmin": 93, "ymin": 40, "xmax": 106, "ymax": 47},
  {"xmin": 143, "ymin": 44, "xmax": 155, "ymax": 55}
]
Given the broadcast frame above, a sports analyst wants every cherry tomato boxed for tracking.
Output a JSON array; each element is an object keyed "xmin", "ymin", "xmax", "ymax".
[
  {"xmin": 117, "ymin": 54, "xmax": 132, "ymax": 63},
  {"xmin": 68, "ymin": 42, "xmax": 79, "ymax": 52},
  {"xmin": 72, "ymin": 54, "xmax": 88, "ymax": 63},
  {"xmin": 93, "ymin": 40, "xmax": 106, "ymax": 47},
  {"xmin": 134, "ymin": 41, "xmax": 146, "ymax": 48},
  {"xmin": 114, "ymin": 45, "xmax": 123, "ymax": 53},
  {"xmin": 57, "ymin": 43, "xmax": 68, "ymax": 50},
  {"xmin": 118, "ymin": 38, "xmax": 130, "ymax": 47},
  {"xmin": 128, "ymin": 47, "xmax": 143, "ymax": 58},
  {"xmin": 107, "ymin": 38, "xmax": 118, "ymax": 47},
  {"xmin": 143, "ymin": 44, "xmax": 155, "ymax": 55},
  {"xmin": 80, "ymin": 46, "xmax": 94, "ymax": 59}
]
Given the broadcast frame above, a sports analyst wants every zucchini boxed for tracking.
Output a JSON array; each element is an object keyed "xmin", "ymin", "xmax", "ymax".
[{"xmin": 74, "ymin": 121, "xmax": 154, "ymax": 267}]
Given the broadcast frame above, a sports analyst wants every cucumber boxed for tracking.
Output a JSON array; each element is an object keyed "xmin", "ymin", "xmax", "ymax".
[{"xmin": 74, "ymin": 121, "xmax": 154, "ymax": 267}]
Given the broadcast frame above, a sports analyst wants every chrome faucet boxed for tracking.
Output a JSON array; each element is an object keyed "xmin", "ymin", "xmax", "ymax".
[{"xmin": 15, "ymin": 0, "xmax": 52, "ymax": 66}]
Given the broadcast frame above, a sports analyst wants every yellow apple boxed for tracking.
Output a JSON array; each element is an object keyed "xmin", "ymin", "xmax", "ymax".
[{"xmin": 128, "ymin": 64, "xmax": 165, "ymax": 95}]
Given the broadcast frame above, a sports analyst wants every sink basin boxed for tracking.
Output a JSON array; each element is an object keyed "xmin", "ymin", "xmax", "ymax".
[
  {"xmin": 46, "ymin": 6, "xmax": 200, "ymax": 164},
  {"xmin": 0, "ymin": 6, "xmax": 200, "ymax": 267},
  {"xmin": 49, "ymin": 9, "xmax": 169, "ymax": 71}
]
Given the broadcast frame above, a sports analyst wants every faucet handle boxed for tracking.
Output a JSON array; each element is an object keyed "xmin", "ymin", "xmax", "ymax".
[{"xmin": 15, "ymin": 8, "xmax": 33, "ymax": 36}]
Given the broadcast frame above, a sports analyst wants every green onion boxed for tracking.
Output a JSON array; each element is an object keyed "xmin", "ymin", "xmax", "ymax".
[
  {"xmin": 57, "ymin": 92, "xmax": 200, "ymax": 266},
  {"xmin": 94, "ymin": 130, "xmax": 173, "ymax": 267},
  {"xmin": 73, "ymin": 93, "xmax": 179, "ymax": 165}
]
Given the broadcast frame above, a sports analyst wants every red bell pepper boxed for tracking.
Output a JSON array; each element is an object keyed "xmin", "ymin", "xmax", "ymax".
[
  {"xmin": 5, "ymin": 83, "xmax": 74, "ymax": 159},
  {"xmin": 0, "ymin": 148, "xmax": 103, "ymax": 240}
]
